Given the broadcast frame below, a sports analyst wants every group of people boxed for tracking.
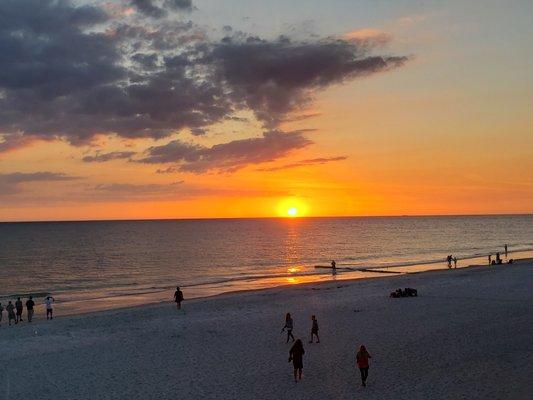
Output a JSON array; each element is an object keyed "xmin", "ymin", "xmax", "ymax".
[
  {"xmin": 282, "ymin": 313, "xmax": 320, "ymax": 344},
  {"xmin": 282, "ymin": 313, "xmax": 371, "ymax": 386},
  {"xmin": 0, "ymin": 295, "xmax": 55, "ymax": 326},
  {"xmin": 488, "ymin": 244, "xmax": 510, "ymax": 265},
  {"xmin": 446, "ymin": 255, "xmax": 458, "ymax": 268}
]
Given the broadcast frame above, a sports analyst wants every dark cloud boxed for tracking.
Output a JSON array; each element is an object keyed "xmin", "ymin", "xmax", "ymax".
[
  {"xmin": 0, "ymin": 0, "xmax": 407, "ymax": 158},
  {"xmin": 0, "ymin": 172, "xmax": 81, "ymax": 195},
  {"xmin": 131, "ymin": 0, "xmax": 192, "ymax": 18},
  {"xmin": 82, "ymin": 151, "xmax": 136, "ymax": 163},
  {"xmin": 140, "ymin": 130, "xmax": 312, "ymax": 173},
  {"xmin": 257, "ymin": 156, "xmax": 347, "ymax": 171}
]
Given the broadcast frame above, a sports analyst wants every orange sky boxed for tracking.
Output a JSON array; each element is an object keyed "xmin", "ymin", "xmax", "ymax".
[{"xmin": 1, "ymin": 0, "xmax": 532, "ymax": 221}]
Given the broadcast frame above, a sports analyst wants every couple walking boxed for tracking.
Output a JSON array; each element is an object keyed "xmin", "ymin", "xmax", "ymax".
[
  {"xmin": 282, "ymin": 313, "xmax": 320, "ymax": 344},
  {"xmin": 288, "ymin": 340, "xmax": 372, "ymax": 386}
]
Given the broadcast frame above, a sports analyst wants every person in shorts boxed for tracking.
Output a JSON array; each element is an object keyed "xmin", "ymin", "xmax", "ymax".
[{"xmin": 44, "ymin": 296, "xmax": 55, "ymax": 320}]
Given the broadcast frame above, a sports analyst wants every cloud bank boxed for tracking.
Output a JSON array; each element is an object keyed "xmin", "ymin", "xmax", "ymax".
[{"xmin": 0, "ymin": 0, "xmax": 407, "ymax": 159}]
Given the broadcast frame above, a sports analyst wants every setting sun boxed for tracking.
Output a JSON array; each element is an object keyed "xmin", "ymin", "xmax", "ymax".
[{"xmin": 287, "ymin": 207, "xmax": 298, "ymax": 217}]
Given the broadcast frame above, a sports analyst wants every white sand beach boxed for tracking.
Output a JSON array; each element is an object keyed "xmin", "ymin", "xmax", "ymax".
[{"xmin": 1, "ymin": 259, "xmax": 532, "ymax": 400}]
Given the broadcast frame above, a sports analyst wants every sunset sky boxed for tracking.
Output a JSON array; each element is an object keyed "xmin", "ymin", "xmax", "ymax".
[{"xmin": 1, "ymin": 0, "xmax": 532, "ymax": 221}]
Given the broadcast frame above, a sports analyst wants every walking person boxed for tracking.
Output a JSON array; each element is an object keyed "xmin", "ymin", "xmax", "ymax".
[
  {"xmin": 173, "ymin": 286, "xmax": 184, "ymax": 310},
  {"xmin": 26, "ymin": 295, "xmax": 35, "ymax": 322},
  {"xmin": 453, "ymin": 257, "xmax": 458, "ymax": 268},
  {"xmin": 288, "ymin": 339, "xmax": 305, "ymax": 383},
  {"xmin": 504, "ymin": 244, "xmax": 508, "ymax": 257},
  {"xmin": 282, "ymin": 313, "xmax": 295, "ymax": 343},
  {"xmin": 44, "ymin": 296, "xmax": 55, "ymax": 320},
  {"xmin": 6, "ymin": 301, "xmax": 16, "ymax": 326},
  {"xmin": 309, "ymin": 315, "xmax": 320, "ymax": 343},
  {"xmin": 15, "ymin": 297, "xmax": 23, "ymax": 323},
  {"xmin": 446, "ymin": 255, "xmax": 452, "ymax": 268},
  {"xmin": 356, "ymin": 345, "xmax": 372, "ymax": 387},
  {"xmin": 488, "ymin": 254, "xmax": 492, "ymax": 265}
]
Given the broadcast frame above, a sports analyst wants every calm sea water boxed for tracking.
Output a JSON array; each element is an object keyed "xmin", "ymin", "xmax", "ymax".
[{"xmin": 0, "ymin": 215, "xmax": 532, "ymax": 314}]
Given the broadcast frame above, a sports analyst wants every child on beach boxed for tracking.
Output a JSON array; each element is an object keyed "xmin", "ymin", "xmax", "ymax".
[
  {"xmin": 26, "ymin": 296, "xmax": 35, "ymax": 322},
  {"xmin": 289, "ymin": 339, "xmax": 305, "ymax": 382},
  {"xmin": 309, "ymin": 315, "xmax": 320, "ymax": 343},
  {"xmin": 45, "ymin": 296, "xmax": 55, "ymax": 320},
  {"xmin": 356, "ymin": 345, "xmax": 372, "ymax": 387},
  {"xmin": 6, "ymin": 301, "xmax": 16, "ymax": 326},
  {"xmin": 282, "ymin": 313, "xmax": 295, "ymax": 343},
  {"xmin": 174, "ymin": 287, "xmax": 184, "ymax": 310},
  {"xmin": 15, "ymin": 297, "xmax": 23, "ymax": 323}
]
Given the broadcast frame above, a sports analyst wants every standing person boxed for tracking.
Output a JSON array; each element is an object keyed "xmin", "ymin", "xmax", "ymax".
[
  {"xmin": 282, "ymin": 313, "xmax": 295, "ymax": 343},
  {"xmin": 44, "ymin": 296, "xmax": 55, "ymax": 320},
  {"xmin": 331, "ymin": 260, "xmax": 337, "ymax": 276},
  {"xmin": 356, "ymin": 345, "xmax": 372, "ymax": 387},
  {"xmin": 26, "ymin": 295, "xmax": 35, "ymax": 322},
  {"xmin": 15, "ymin": 297, "xmax": 23, "ymax": 323},
  {"xmin": 288, "ymin": 339, "xmax": 305, "ymax": 383},
  {"xmin": 496, "ymin": 253, "xmax": 501, "ymax": 264},
  {"xmin": 309, "ymin": 315, "xmax": 320, "ymax": 343},
  {"xmin": 488, "ymin": 254, "xmax": 492, "ymax": 265},
  {"xmin": 453, "ymin": 257, "xmax": 458, "ymax": 268},
  {"xmin": 6, "ymin": 301, "xmax": 16, "ymax": 326},
  {"xmin": 0, "ymin": 302, "xmax": 3, "ymax": 326},
  {"xmin": 504, "ymin": 244, "xmax": 508, "ymax": 257},
  {"xmin": 173, "ymin": 286, "xmax": 184, "ymax": 310},
  {"xmin": 446, "ymin": 255, "xmax": 452, "ymax": 268}
]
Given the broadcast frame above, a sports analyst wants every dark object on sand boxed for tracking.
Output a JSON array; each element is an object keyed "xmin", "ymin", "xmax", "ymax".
[
  {"xmin": 508, "ymin": 259, "xmax": 514, "ymax": 264},
  {"xmin": 390, "ymin": 287, "xmax": 418, "ymax": 298}
]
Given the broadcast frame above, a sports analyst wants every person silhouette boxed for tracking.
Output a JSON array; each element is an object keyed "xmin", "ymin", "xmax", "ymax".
[
  {"xmin": 356, "ymin": 345, "xmax": 372, "ymax": 387},
  {"xmin": 309, "ymin": 315, "xmax": 320, "ymax": 343},
  {"xmin": 282, "ymin": 313, "xmax": 295, "ymax": 343},
  {"xmin": 6, "ymin": 301, "xmax": 16, "ymax": 326},
  {"xmin": 26, "ymin": 295, "xmax": 35, "ymax": 322},
  {"xmin": 289, "ymin": 339, "xmax": 305, "ymax": 382},
  {"xmin": 174, "ymin": 287, "xmax": 184, "ymax": 310},
  {"xmin": 15, "ymin": 297, "xmax": 23, "ymax": 323}
]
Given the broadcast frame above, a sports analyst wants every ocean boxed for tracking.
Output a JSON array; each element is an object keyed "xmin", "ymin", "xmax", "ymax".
[{"xmin": 0, "ymin": 215, "xmax": 532, "ymax": 315}]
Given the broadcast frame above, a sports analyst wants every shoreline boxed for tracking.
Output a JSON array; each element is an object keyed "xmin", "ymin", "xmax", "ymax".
[{"xmin": 5, "ymin": 255, "xmax": 531, "ymax": 322}]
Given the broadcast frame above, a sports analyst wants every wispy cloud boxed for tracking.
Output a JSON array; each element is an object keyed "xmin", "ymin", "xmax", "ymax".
[
  {"xmin": 257, "ymin": 156, "xmax": 347, "ymax": 172},
  {"xmin": 82, "ymin": 151, "xmax": 136, "ymax": 162},
  {"xmin": 0, "ymin": 172, "xmax": 82, "ymax": 195}
]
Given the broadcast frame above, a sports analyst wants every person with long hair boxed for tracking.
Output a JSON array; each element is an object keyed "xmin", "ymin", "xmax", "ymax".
[
  {"xmin": 289, "ymin": 339, "xmax": 305, "ymax": 382},
  {"xmin": 356, "ymin": 345, "xmax": 372, "ymax": 387},
  {"xmin": 282, "ymin": 313, "xmax": 295, "ymax": 343}
]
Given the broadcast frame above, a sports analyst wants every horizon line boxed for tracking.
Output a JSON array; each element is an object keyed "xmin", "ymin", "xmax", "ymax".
[{"xmin": 1, "ymin": 212, "xmax": 531, "ymax": 224}]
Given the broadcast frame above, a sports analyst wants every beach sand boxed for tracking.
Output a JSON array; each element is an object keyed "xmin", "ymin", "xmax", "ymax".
[{"xmin": 1, "ymin": 260, "xmax": 532, "ymax": 400}]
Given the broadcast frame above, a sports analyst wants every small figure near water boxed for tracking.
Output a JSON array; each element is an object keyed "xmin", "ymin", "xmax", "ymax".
[
  {"xmin": 496, "ymin": 253, "xmax": 502, "ymax": 264},
  {"xmin": 15, "ymin": 297, "xmax": 23, "ymax": 323},
  {"xmin": 356, "ymin": 345, "xmax": 372, "ymax": 387},
  {"xmin": 488, "ymin": 254, "xmax": 492, "ymax": 265},
  {"xmin": 0, "ymin": 303, "xmax": 3, "ymax": 326},
  {"xmin": 453, "ymin": 257, "xmax": 458, "ymax": 268},
  {"xmin": 504, "ymin": 244, "xmax": 508, "ymax": 257},
  {"xmin": 282, "ymin": 313, "xmax": 295, "ymax": 343},
  {"xmin": 174, "ymin": 286, "xmax": 184, "ymax": 310},
  {"xmin": 288, "ymin": 339, "xmax": 305, "ymax": 383},
  {"xmin": 45, "ymin": 296, "xmax": 55, "ymax": 320},
  {"xmin": 446, "ymin": 255, "xmax": 453, "ymax": 268},
  {"xmin": 309, "ymin": 315, "xmax": 320, "ymax": 343},
  {"xmin": 26, "ymin": 295, "xmax": 35, "ymax": 322},
  {"xmin": 331, "ymin": 260, "xmax": 337, "ymax": 275},
  {"xmin": 6, "ymin": 301, "xmax": 16, "ymax": 326}
]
